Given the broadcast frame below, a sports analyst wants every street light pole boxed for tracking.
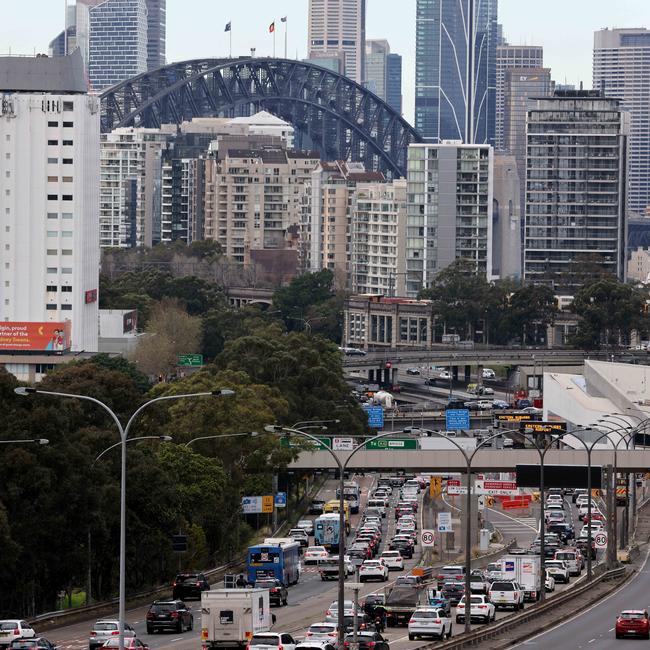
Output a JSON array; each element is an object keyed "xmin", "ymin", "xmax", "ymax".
[
  {"xmin": 92, "ymin": 435, "xmax": 172, "ymax": 465},
  {"xmin": 15, "ymin": 386, "xmax": 234, "ymax": 650},
  {"xmin": 0, "ymin": 438, "xmax": 49, "ymax": 445}
]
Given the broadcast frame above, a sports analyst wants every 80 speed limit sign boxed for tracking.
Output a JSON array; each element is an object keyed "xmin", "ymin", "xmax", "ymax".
[
  {"xmin": 421, "ymin": 530, "xmax": 436, "ymax": 547},
  {"xmin": 594, "ymin": 532, "xmax": 608, "ymax": 549}
]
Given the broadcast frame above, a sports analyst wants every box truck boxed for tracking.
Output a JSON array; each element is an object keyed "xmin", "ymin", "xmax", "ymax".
[
  {"xmin": 498, "ymin": 555, "xmax": 541, "ymax": 602},
  {"xmin": 201, "ymin": 588, "xmax": 273, "ymax": 649}
]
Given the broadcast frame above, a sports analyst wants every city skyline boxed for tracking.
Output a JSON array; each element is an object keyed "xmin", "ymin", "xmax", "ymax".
[{"xmin": 2, "ymin": 0, "xmax": 650, "ymax": 124}]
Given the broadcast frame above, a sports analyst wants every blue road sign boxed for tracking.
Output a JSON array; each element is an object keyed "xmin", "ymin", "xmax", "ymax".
[
  {"xmin": 274, "ymin": 492, "xmax": 287, "ymax": 508},
  {"xmin": 446, "ymin": 409, "xmax": 470, "ymax": 430},
  {"xmin": 363, "ymin": 406, "xmax": 384, "ymax": 428}
]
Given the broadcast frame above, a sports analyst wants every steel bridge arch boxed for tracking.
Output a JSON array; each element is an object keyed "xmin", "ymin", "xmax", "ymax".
[{"xmin": 99, "ymin": 57, "xmax": 423, "ymax": 177}]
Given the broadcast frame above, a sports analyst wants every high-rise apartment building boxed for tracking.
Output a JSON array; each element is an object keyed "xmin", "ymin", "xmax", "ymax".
[
  {"xmin": 524, "ymin": 91, "xmax": 628, "ymax": 290},
  {"xmin": 405, "ymin": 143, "xmax": 493, "ymax": 296},
  {"xmin": 350, "ymin": 180, "xmax": 407, "ymax": 295},
  {"xmin": 0, "ymin": 51, "xmax": 99, "ymax": 354},
  {"xmin": 146, "ymin": 0, "xmax": 166, "ymax": 70},
  {"xmin": 415, "ymin": 0, "xmax": 498, "ymax": 144},
  {"xmin": 495, "ymin": 45, "xmax": 544, "ymax": 150},
  {"xmin": 593, "ymin": 28, "xmax": 650, "ymax": 216},
  {"xmin": 364, "ymin": 40, "xmax": 402, "ymax": 113},
  {"xmin": 88, "ymin": 0, "xmax": 148, "ymax": 91},
  {"xmin": 308, "ymin": 0, "xmax": 366, "ymax": 84},
  {"xmin": 492, "ymin": 152, "xmax": 522, "ymax": 279}
]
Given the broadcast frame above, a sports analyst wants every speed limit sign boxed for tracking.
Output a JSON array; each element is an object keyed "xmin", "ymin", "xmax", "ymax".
[
  {"xmin": 594, "ymin": 532, "xmax": 608, "ymax": 549},
  {"xmin": 421, "ymin": 530, "xmax": 436, "ymax": 547}
]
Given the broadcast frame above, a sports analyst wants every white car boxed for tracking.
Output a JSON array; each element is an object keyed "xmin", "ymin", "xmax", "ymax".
[
  {"xmin": 485, "ymin": 562, "xmax": 503, "ymax": 584},
  {"xmin": 359, "ymin": 559, "xmax": 389, "ymax": 582},
  {"xmin": 325, "ymin": 601, "xmax": 364, "ymax": 623},
  {"xmin": 406, "ymin": 367, "xmax": 421, "ymax": 375},
  {"xmin": 0, "ymin": 621, "xmax": 36, "ymax": 647},
  {"xmin": 545, "ymin": 571, "xmax": 556, "ymax": 592},
  {"xmin": 304, "ymin": 546, "xmax": 329, "ymax": 564},
  {"xmin": 380, "ymin": 551, "xmax": 404, "ymax": 571},
  {"xmin": 545, "ymin": 560, "xmax": 570, "ymax": 584},
  {"xmin": 456, "ymin": 595, "xmax": 496, "ymax": 624},
  {"xmin": 482, "ymin": 368, "xmax": 496, "ymax": 379},
  {"xmin": 248, "ymin": 633, "xmax": 296, "ymax": 650},
  {"xmin": 305, "ymin": 622, "xmax": 338, "ymax": 643},
  {"xmin": 296, "ymin": 519, "xmax": 314, "ymax": 535},
  {"xmin": 408, "ymin": 607, "xmax": 452, "ymax": 641},
  {"xmin": 488, "ymin": 580, "xmax": 525, "ymax": 611},
  {"xmin": 554, "ymin": 550, "xmax": 582, "ymax": 576}
]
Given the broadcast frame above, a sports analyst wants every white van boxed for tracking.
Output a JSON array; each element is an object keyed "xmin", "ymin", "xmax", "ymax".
[{"xmin": 554, "ymin": 550, "xmax": 581, "ymax": 577}]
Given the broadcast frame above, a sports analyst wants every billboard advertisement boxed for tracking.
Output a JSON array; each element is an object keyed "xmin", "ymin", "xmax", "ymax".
[{"xmin": 0, "ymin": 321, "xmax": 71, "ymax": 351}]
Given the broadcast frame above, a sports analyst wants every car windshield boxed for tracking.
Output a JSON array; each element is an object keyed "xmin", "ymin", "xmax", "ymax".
[
  {"xmin": 150, "ymin": 604, "xmax": 175, "ymax": 613},
  {"xmin": 250, "ymin": 637, "xmax": 279, "ymax": 646},
  {"xmin": 491, "ymin": 582, "xmax": 514, "ymax": 591},
  {"xmin": 620, "ymin": 612, "xmax": 645, "ymax": 620},
  {"xmin": 10, "ymin": 643, "xmax": 41, "ymax": 649},
  {"xmin": 94, "ymin": 623, "xmax": 118, "ymax": 631},
  {"xmin": 175, "ymin": 574, "xmax": 198, "ymax": 583},
  {"xmin": 413, "ymin": 611, "xmax": 438, "ymax": 619},
  {"xmin": 255, "ymin": 580, "xmax": 277, "ymax": 588},
  {"xmin": 309, "ymin": 625, "xmax": 334, "ymax": 633},
  {"xmin": 0, "ymin": 625, "xmax": 19, "ymax": 631}
]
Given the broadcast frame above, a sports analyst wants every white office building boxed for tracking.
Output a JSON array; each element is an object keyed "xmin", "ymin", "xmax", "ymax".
[
  {"xmin": 0, "ymin": 51, "xmax": 99, "ymax": 355},
  {"xmin": 308, "ymin": 0, "xmax": 366, "ymax": 84}
]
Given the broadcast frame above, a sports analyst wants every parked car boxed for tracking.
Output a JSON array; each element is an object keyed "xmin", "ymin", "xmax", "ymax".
[
  {"xmin": 89, "ymin": 621, "xmax": 135, "ymax": 650},
  {"xmin": 145, "ymin": 601, "xmax": 193, "ymax": 634},
  {"xmin": 254, "ymin": 578, "xmax": 288, "ymax": 606},
  {"xmin": 0, "ymin": 622, "xmax": 36, "ymax": 648},
  {"xmin": 10, "ymin": 640, "xmax": 59, "ymax": 650},
  {"xmin": 171, "ymin": 573, "xmax": 210, "ymax": 600},
  {"xmin": 408, "ymin": 607, "xmax": 452, "ymax": 641}
]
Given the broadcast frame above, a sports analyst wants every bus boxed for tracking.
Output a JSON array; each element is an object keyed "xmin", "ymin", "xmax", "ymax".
[
  {"xmin": 246, "ymin": 539, "xmax": 300, "ymax": 585},
  {"xmin": 314, "ymin": 513, "xmax": 341, "ymax": 551},
  {"xmin": 323, "ymin": 499, "xmax": 351, "ymax": 533},
  {"xmin": 336, "ymin": 481, "xmax": 361, "ymax": 514}
]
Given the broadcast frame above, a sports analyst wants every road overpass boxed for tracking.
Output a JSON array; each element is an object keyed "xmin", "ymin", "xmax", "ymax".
[{"xmin": 289, "ymin": 448, "xmax": 650, "ymax": 472}]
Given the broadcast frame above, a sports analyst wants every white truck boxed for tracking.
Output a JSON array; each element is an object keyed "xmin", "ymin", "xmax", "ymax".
[
  {"xmin": 498, "ymin": 555, "xmax": 542, "ymax": 602},
  {"xmin": 201, "ymin": 588, "xmax": 273, "ymax": 649}
]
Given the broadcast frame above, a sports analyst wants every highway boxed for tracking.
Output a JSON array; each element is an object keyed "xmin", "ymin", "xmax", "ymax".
[{"xmin": 41, "ymin": 474, "xmax": 592, "ymax": 650}]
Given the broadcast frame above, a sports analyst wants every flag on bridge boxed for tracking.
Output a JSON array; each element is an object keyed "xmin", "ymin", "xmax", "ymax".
[
  {"xmin": 224, "ymin": 22, "xmax": 231, "ymax": 32},
  {"xmin": 269, "ymin": 21, "xmax": 275, "ymax": 33},
  {"xmin": 281, "ymin": 16, "xmax": 287, "ymax": 22}
]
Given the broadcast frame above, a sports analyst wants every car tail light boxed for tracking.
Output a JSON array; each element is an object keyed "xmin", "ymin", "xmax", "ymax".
[
  {"xmin": 478, "ymin": 605, "xmax": 487, "ymax": 609},
  {"xmin": 435, "ymin": 619, "xmax": 441, "ymax": 624},
  {"xmin": 172, "ymin": 582, "xmax": 177, "ymax": 587},
  {"xmin": 146, "ymin": 614, "xmax": 154, "ymax": 620},
  {"xmin": 408, "ymin": 619, "xmax": 414, "ymax": 624},
  {"xmin": 111, "ymin": 631, "xmax": 120, "ymax": 636},
  {"xmin": 91, "ymin": 632, "xmax": 96, "ymax": 637},
  {"xmin": 456, "ymin": 575, "xmax": 463, "ymax": 580},
  {"xmin": 196, "ymin": 582, "xmax": 201, "ymax": 587},
  {"xmin": 171, "ymin": 612, "xmax": 179, "ymax": 618},
  {"xmin": 367, "ymin": 642, "xmax": 376, "ymax": 648}
]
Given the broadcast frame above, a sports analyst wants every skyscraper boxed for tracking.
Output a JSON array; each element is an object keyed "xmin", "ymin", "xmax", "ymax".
[
  {"xmin": 145, "ymin": 0, "xmax": 166, "ymax": 70},
  {"xmin": 88, "ymin": 0, "xmax": 148, "ymax": 91},
  {"xmin": 0, "ymin": 50, "xmax": 99, "ymax": 354},
  {"xmin": 524, "ymin": 91, "xmax": 628, "ymax": 291},
  {"xmin": 495, "ymin": 44, "xmax": 544, "ymax": 150},
  {"xmin": 308, "ymin": 0, "xmax": 366, "ymax": 85},
  {"xmin": 415, "ymin": 0, "xmax": 498, "ymax": 144},
  {"xmin": 364, "ymin": 40, "xmax": 402, "ymax": 113},
  {"xmin": 593, "ymin": 28, "xmax": 650, "ymax": 216}
]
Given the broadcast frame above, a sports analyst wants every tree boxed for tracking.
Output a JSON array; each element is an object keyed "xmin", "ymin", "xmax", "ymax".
[
  {"xmin": 506, "ymin": 285, "xmax": 558, "ymax": 345},
  {"xmin": 570, "ymin": 279, "xmax": 648, "ymax": 349}
]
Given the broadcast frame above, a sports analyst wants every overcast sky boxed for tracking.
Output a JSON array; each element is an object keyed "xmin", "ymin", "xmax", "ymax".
[{"xmin": 2, "ymin": 0, "xmax": 650, "ymax": 123}]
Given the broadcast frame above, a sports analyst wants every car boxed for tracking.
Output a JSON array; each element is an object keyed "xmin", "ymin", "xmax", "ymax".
[
  {"xmin": 89, "ymin": 621, "xmax": 136, "ymax": 650},
  {"xmin": 520, "ymin": 406, "xmax": 542, "ymax": 414},
  {"xmin": 441, "ymin": 581, "xmax": 465, "ymax": 606},
  {"xmin": 305, "ymin": 623, "xmax": 338, "ymax": 643},
  {"xmin": 456, "ymin": 595, "xmax": 496, "ymax": 624},
  {"xmin": 10, "ymin": 640, "xmax": 59, "ymax": 650},
  {"xmin": 544, "ymin": 571, "xmax": 556, "ymax": 592},
  {"xmin": 436, "ymin": 565, "xmax": 466, "ymax": 588},
  {"xmin": 247, "ymin": 633, "xmax": 297, "ymax": 650},
  {"xmin": 406, "ymin": 368, "xmax": 420, "ymax": 375},
  {"xmin": 296, "ymin": 519, "xmax": 314, "ymax": 536},
  {"xmin": 482, "ymin": 368, "xmax": 496, "ymax": 379},
  {"xmin": 408, "ymin": 607, "xmax": 452, "ymax": 641},
  {"xmin": 325, "ymin": 601, "xmax": 364, "ymax": 625},
  {"xmin": 502, "ymin": 437, "xmax": 514, "ymax": 448},
  {"xmin": 145, "ymin": 600, "xmax": 193, "ymax": 633},
  {"xmin": 488, "ymin": 580, "xmax": 525, "ymax": 611},
  {"xmin": 363, "ymin": 594, "xmax": 387, "ymax": 620},
  {"xmin": 309, "ymin": 499, "xmax": 326, "ymax": 515},
  {"xmin": 296, "ymin": 643, "xmax": 336, "ymax": 650},
  {"xmin": 343, "ymin": 632, "xmax": 389, "ymax": 650},
  {"xmin": 304, "ymin": 546, "xmax": 329, "ymax": 564},
  {"xmin": 254, "ymin": 578, "xmax": 288, "ymax": 606},
  {"xmin": 544, "ymin": 560, "xmax": 570, "ymax": 584},
  {"xmin": 470, "ymin": 569, "xmax": 488, "ymax": 593},
  {"xmin": 615, "ymin": 610, "xmax": 650, "ymax": 639},
  {"xmin": 100, "ymin": 641, "xmax": 148, "ymax": 650},
  {"xmin": 359, "ymin": 560, "xmax": 389, "ymax": 582},
  {"xmin": 171, "ymin": 573, "xmax": 210, "ymax": 600},
  {"xmin": 289, "ymin": 529, "xmax": 310, "ymax": 547},
  {"xmin": 492, "ymin": 399, "xmax": 510, "ymax": 410},
  {"xmin": 380, "ymin": 550, "xmax": 404, "ymax": 571},
  {"xmin": 395, "ymin": 575, "xmax": 422, "ymax": 587},
  {"xmin": 0, "ymin": 622, "xmax": 36, "ymax": 647},
  {"xmin": 340, "ymin": 347, "xmax": 366, "ymax": 357},
  {"xmin": 389, "ymin": 539, "xmax": 413, "ymax": 558}
]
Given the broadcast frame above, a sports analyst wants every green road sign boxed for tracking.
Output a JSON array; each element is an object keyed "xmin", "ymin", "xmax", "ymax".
[
  {"xmin": 366, "ymin": 438, "xmax": 418, "ymax": 450},
  {"xmin": 177, "ymin": 354, "xmax": 204, "ymax": 367},
  {"xmin": 281, "ymin": 436, "xmax": 331, "ymax": 449}
]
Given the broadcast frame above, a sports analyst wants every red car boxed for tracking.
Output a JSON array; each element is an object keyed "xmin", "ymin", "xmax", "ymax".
[{"xmin": 616, "ymin": 610, "xmax": 650, "ymax": 639}]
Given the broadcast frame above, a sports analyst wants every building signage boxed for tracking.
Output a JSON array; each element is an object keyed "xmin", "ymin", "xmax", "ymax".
[
  {"xmin": 0, "ymin": 321, "xmax": 71, "ymax": 351},
  {"xmin": 84, "ymin": 289, "xmax": 98, "ymax": 304}
]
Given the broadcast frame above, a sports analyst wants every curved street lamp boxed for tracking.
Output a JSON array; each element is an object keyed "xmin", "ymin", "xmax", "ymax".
[
  {"xmin": 14, "ymin": 386, "xmax": 234, "ymax": 650},
  {"xmin": 0, "ymin": 438, "xmax": 49, "ymax": 445},
  {"xmin": 92, "ymin": 435, "xmax": 172, "ymax": 466}
]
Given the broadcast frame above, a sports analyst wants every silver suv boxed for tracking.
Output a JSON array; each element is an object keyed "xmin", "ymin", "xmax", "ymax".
[{"xmin": 89, "ymin": 621, "xmax": 135, "ymax": 650}]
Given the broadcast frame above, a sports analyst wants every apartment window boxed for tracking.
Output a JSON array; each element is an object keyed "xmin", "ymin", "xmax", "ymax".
[
  {"xmin": 62, "ymin": 176, "xmax": 73, "ymax": 183},
  {"xmin": 61, "ymin": 304, "xmax": 72, "ymax": 311},
  {"xmin": 46, "ymin": 285, "xmax": 57, "ymax": 292},
  {"xmin": 46, "ymin": 249, "xmax": 57, "ymax": 255},
  {"xmin": 47, "ymin": 157, "xmax": 58, "ymax": 164},
  {"xmin": 47, "ymin": 176, "xmax": 58, "ymax": 182},
  {"xmin": 35, "ymin": 364, "xmax": 55, "ymax": 374},
  {"xmin": 62, "ymin": 213, "xmax": 73, "ymax": 219},
  {"xmin": 5, "ymin": 135, "xmax": 9, "ymax": 141},
  {"xmin": 4, "ymin": 245, "xmax": 8, "ymax": 251},
  {"xmin": 62, "ymin": 158, "xmax": 73, "ymax": 164},
  {"xmin": 62, "ymin": 121, "xmax": 73, "ymax": 128},
  {"xmin": 62, "ymin": 231, "xmax": 72, "ymax": 237},
  {"xmin": 46, "ymin": 267, "xmax": 57, "ymax": 273},
  {"xmin": 5, "ymin": 190, "xmax": 10, "ymax": 196},
  {"xmin": 46, "ymin": 304, "xmax": 57, "ymax": 310},
  {"xmin": 61, "ymin": 267, "xmax": 72, "ymax": 274},
  {"xmin": 47, "ymin": 121, "xmax": 59, "ymax": 127},
  {"xmin": 4, "ymin": 208, "xmax": 9, "ymax": 215},
  {"xmin": 47, "ymin": 231, "xmax": 58, "ymax": 238},
  {"xmin": 4, "ymin": 281, "xmax": 8, "ymax": 287},
  {"xmin": 62, "ymin": 195, "xmax": 73, "ymax": 201},
  {"xmin": 62, "ymin": 140, "xmax": 73, "ymax": 146},
  {"xmin": 4, "ymin": 263, "xmax": 9, "ymax": 269},
  {"xmin": 47, "ymin": 140, "xmax": 58, "ymax": 146},
  {"xmin": 5, "ymin": 171, "xmax": 9, "ymax": 178},
  {"xmin": 47, "ymin": 212, "xmax": 58, "ymax": 219},
  {"xmin": 4, "ymin": 226, "xmax": 9, "ymax": 232},
  {"xmin": 4, "ymin": 299, "xmax": 8, "ymax": 306},
  {"xmin": 61, "ymin": 286, "xmax": 72, "ymax": 293},
  {"xmin": 47, "ymin": 194, "xmax": 57, "ymax": 200},
  {"xmin": 61, "ymin": 250, "xmax": 72, "ymax": 255},
  {"xmin": 63, "ymin": 101, "xmax": 73, "ymax": 111},
  {"xmin": 5, "ymin": 153, "xmax": 9, "ymax": 159}
]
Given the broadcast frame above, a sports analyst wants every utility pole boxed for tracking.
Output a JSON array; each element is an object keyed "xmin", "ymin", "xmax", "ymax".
[{"xmin": 272, "ymin": 473, "xmax": 278, "ymax": 531}]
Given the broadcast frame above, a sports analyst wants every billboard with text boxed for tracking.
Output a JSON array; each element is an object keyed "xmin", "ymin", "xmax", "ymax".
[{"xmin": 0, "ymin": 321, "xmax": 71, "ymax": 351}]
